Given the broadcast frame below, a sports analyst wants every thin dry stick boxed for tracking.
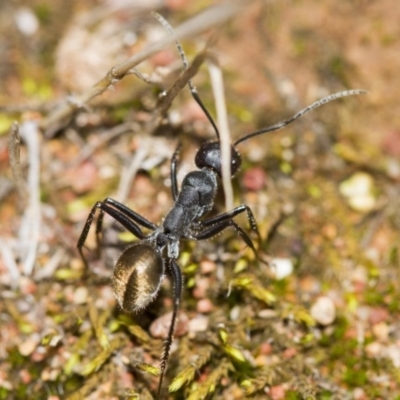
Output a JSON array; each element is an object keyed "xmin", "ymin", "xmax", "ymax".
[
  {"xmin": 42, "ymin": 1, "xmax": 247, "ymax": 134},
  {"xmin": 117, "ymin": 137, "xmax": 151, "ymax": 203},
  {"xmin": 156, "ymin": 50, "xmax": 208, "ymax": 118},
  {"xmin": 34, "ymin": 247, "xmax": 66, "ymax": 281},
  {"xmin": 18, "ymin": 120, "xmax": 41, "ymax": 275},
  {"xmin": 7, "ymin": 122, "xmax": 28, "ymax": 203},
  {"xmin": 0, "ymin": 240, "xmax": 21, "ymax": 288},
  {"xmin": 73, "ymin": 122, "xmax": 133, "ymax": 165},
  {"xmin": 208, "ymin": 61, "xmax": 234, "ymax": 211}
]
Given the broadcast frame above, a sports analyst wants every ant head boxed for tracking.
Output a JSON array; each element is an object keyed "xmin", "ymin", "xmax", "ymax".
[
  {"xmin": 195, "ymin": 141, "xmax": 241, "ymax": 177},
  {"xmin": 112, "ymin": 242, "xmax": 164, "ymax": 312}
]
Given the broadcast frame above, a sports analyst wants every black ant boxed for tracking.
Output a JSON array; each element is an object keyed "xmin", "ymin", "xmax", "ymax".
[{"xmin": 77, "ymin": 31, "xmax": 365, "ymax": 398}]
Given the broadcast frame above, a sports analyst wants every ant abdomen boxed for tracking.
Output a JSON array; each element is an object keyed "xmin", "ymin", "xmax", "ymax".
[
  {"xmin": 195, "ymin": 141, "xmax": 242, "ymax": 177},
  {"xmin": 112, "ymin": 242, "xmax": 164, "ymax": 312}
]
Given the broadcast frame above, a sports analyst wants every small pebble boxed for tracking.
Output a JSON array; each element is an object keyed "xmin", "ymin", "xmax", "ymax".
[
  {"xmin": 372, "ymin": 322, "xmax": 389, "ymax": 342},
  {"xmin": 196, "ymin": 298, "xmax": 214, "ymax": 313},
  {"xmin": 271, "ymin": 258, "xmax": 293, "ymax": 280},
  {"xmin": 15, "ymin": 7, "xmax": 39, "ymax": 36},
  {"xmin": 149, "ymin": 311, "xmax": 188, "ymax": 339},
  {"xmin": 242, "ymin": 167, "xmax": 266, "ymax": 191},
  {"xmin": 283, "ymin": 347, "xmax": 297, "ymax": 359},
  {"xmin": 254, "ymin": 354, "xmax": 268, "ymax": 367},
  {"xmin": 257, "ymin": 309, "xmax": 278, "ymax": 319},
  {"xmin": 381, "ymin": 130, "xmax": 400, "ymax": 157},
  {"xmin": 339, "ymin": 172, "xmax": 376, "ymax": 212},
  {"xmin": 18, "ymin": 334, "xmax": 40, "ymax": 356},
  {"xmin": 385, "ymin": 344, "xmax": 400, "ymax": 368},
  {"xmin": 19, "ymin": 369, "xmax": 32, "ymax": 384},
  {"xmin": 310, "ymin": 296, "xmax": 336, "ymax": 326},
  {"xmin": 200, "ymin": 259, "xmax": 216, "ymax": 274},
  {"xmin": 166, "ymin": 0, "xmax": 189, "ymax": 10},
  {"xmin": 192, "ymin": 277, "xmax": 209, "ymax": 299},
  {"xmin": 365, "ymin": 341, "xmax": 382, "ymax": 357},
  {"xmin": 259, "ymin": 342, "xmax": 273, "ymax": 355},
  {"xmin": 73, "ymin": 286, "xmax": 89, "ymax": 304},
  {"xmin": 19, "ymin": 277, "xmax": 37, "ymax": 295},
  {"xmin": 229, "ymin": 305, "xmax": 241, "ymax": 321},
  {"xmin": 269, "ymin": 384, "xmax": 286, "ymax": 400},
  {"xmin": 353, "ymin": 387, "xmax": 367, "ymax": 400},
  {"xmin": 188, "ymin": 314, "xmax": 209, "ymax": 333},
  {"xmin": 369, "ymin": 306, "xmax": 389, "ymax": 325},
  {"xmin": 31, "ymin": 349, "xmax": 46, "ymax": 362}
]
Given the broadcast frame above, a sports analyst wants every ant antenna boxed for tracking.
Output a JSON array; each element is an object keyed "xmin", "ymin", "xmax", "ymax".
[
  {"xmin": 234, "ymin": 89, "xmax": 367, "ymax": 146},
  {"xmin": 152, "ymin": 12, "xmax": 220, "ymax": 139}
]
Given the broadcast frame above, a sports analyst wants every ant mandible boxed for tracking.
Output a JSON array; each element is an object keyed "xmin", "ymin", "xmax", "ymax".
[{"xmin": 77, "ymin": 27, "xmax": 366, "ymax": 398}]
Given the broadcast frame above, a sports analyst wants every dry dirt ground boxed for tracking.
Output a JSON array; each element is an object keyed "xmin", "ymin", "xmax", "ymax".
[{"xmin": 0, "ymin": 1, "xmax": 399, "ymax": 399}]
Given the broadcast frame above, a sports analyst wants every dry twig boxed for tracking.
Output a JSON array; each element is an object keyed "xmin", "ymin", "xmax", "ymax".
[
  {"xmin": 208, "ymin": 60, "xmax": 234, "ymax": 211},
  {"xmin": 42, "ymin": 1, "xmax": 247, "ymax": 135},
  {"xmin": 7, "ymin": 122, "xmax": 28, "ymax": 203},
  {"xmin": 18, "ymin": 120, "xmax": 42, "ymax": 275}
]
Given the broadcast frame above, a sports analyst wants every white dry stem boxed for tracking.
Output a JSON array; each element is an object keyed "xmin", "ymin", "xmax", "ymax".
[
  {"xmin": 208, "ymin": 61, "xmax": 234, "ymax": 211},
  {"xmin": 7, "ymin": 122, "xmax": 28, "ymax": 202},
  {"xmin": 74, "ymin": 122, "xmax": 133, "ymax": 165},
  {"xmin": 34, "ymin": 247, "xmax": 65, "ymax": 281},
  {"xmin": 18, "ymin": 120, "xmax": 41, "ymax": 275},
  {"xmin": 0, "ymin": 239, "xmax": 20, "ymax": 288}
]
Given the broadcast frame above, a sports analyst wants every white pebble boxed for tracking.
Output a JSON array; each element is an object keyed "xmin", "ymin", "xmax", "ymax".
[
  {"xmin": 339, "ymin": 172, "xmax": 376, "ymax": 212},
  {"xmin": 271, "ymin": 258, "xmax": 293, "ymax": 280},
  {"xmin": 15, "ymin": 7, "xmax": 39, "ymax": 36},
  {"xmin": 73, "ymin": 286, "xmax": 89, "ymax": 304},
  {"xmin": 310, "ymin": 296, "xmax": 336, "ymax": 326},
  {"xmin": 188, "ymin": 314, "xmax": 209, "ymax": 333}
]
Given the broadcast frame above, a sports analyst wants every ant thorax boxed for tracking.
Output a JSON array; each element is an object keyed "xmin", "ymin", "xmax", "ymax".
[{"xmin": 162, "ymin": 168, "xmax": 218, "ymax": 259}]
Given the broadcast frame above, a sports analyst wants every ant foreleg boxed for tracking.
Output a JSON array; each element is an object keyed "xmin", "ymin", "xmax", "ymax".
[
  {"xmin": 194, "ymin": 218, "xmax": 258, "ymax": 259},
  {"xmin": 157, "ymin": 257, "xmax": 183, "ymax": 399}
]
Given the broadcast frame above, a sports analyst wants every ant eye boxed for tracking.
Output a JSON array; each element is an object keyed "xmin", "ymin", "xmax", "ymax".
[{"xmin": 112, "ymin": 242, "xmax": 164, "ymax": 312}]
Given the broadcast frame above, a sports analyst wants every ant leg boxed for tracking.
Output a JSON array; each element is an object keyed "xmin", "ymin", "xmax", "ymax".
[
  {"xmin": 94, "ymin": 197, "xmax": 158, "ymax": 254},
  {"xmin": 77, "ymin": 200, "xmax": 151, "ymax": 268},
  {"xmin": 99, "ymin": 198, "xmax": 158, "ymax": 230},
  {"xmin": 200, "ymin": 204, "xmax": 261, "ymax": 245},
  {"xmin": 170, "ymin": 144, "xmax": 182, "ymax": 201},
  {"xmin": 194, "ymin": 219, "xmax": 258, "ymax": 259},
  {"xmin": 157, "ymin": 258, "xmax": 183, "ymax": 398}
]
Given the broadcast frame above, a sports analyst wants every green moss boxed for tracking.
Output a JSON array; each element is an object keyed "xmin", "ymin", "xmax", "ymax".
[
  {"xmin": 34, "ymin": 4, "xmax": 51, "ymax": 24},
  {"xmin": 284, "ymin": 390, "xmax": 302, "ymax": 399},
  {"xmin": 364, "ymin": 289, "xmax": 385, "ymax": 306},
  {"xmin": 318, "ymin": 391, "xmax": 335, "ymax": 399},
  {"xmin": 343, "ymin": 366, "xmax": 367, "ymax": 387},
  {"xmin": 0, "ymin": 388, "xmax": 10, "ymax": 400}
]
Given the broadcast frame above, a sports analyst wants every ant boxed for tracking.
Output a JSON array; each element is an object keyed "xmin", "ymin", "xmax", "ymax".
[{"xmin": 77, "ymin": 29, "xmax": 365, "ymax": 398}]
